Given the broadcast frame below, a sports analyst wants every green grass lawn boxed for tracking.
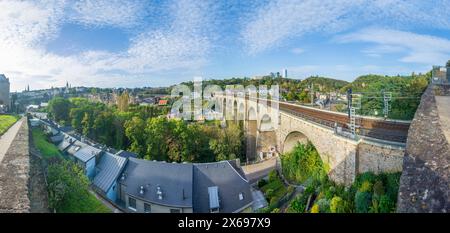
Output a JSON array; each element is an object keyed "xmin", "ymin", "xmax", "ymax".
[
  {"xmin": 0, "ymin": 115, "xmax": 19, "ymax": 135},
  {"xmin": 57, "ymin": 192, "xmax": 111, "ymax": 213},
  {"xmin": 31, "ymin": 128, "xmax": 62, "ymax": 159},
  {"xmin": 33, "ymin": 128, "xmax": 111, "ymax": 213}
]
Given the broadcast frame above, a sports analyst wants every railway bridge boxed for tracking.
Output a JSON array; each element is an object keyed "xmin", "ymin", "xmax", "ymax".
[{"xmin": 215, "ymin": 94, "xmax": 410, "ymax": 185}]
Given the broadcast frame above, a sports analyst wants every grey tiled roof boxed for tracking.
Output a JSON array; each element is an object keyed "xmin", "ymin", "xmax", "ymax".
[
  {"xmin": 119, "ymin": 158, "xmax": 194, "ymax": 207},
  {"xmin": 118, "ymin": 158, "xmax": 253, "ymax": 212},
  {"xmin": 116, "ymin": 150, "xmax": 138, "ymax": 159},
  {"xmin": 66, "ymin": 140, "xmax": 87, "ymax": 156},
  {"xmin": 56, "ymin": 135, "xmax": 75, "ymax": 151},
  {"xmin": 73, "ymin": 145, "xmax": 101, "ymax": 162},
  {"xmin": 93, "ymin": 152, "xmax": 127, "ymax": 193},
  {"xmin": 192, "ymin": 161, "xmax": 253, "ymax": 213}
]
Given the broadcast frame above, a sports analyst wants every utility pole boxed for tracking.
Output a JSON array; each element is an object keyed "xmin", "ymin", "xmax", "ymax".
[
  {"xmin": 348, "ymin": 88, "xmax": 361, "ymax": 140},
  {"xmin": 310, "ymin": 83, "xmax": 314, "ymax": 106},
  {"xmin": 383, "ymin": 90, "xmax": 392, "ymax": 119}
]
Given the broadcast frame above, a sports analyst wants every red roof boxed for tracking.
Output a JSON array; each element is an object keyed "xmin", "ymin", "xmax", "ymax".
[{"xmin": 158, "ymin": 99, "xmax": 168, "ymax": 105}]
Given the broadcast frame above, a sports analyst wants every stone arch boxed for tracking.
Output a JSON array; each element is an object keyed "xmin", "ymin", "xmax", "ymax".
[
  {"xmin": 238, "ymin": 102, "xmax": 245, "ymax": 120},
  {"xmin": 222, "ymin": 98, "xmax": 226, "ymax": 119},
  {"xmin": 247, "ymin": 106, "xmax": 257, "ymax": 121},
  {"xmin": 246, "ymin": 106, "xmax": 258, "ymax": 161},
  {"xmin": 259, "ymin": 114, "xmax": 273, "ymax": 131},
  {"xmin": 233, "ymin": 100, "xmax": 238, "ymax": 121},
  {"xmin": 282, "ymin": 131, "xmax": 310, "ymax": 154}
]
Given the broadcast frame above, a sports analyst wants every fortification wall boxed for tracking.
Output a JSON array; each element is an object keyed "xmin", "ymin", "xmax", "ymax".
[{"xmin": 0, "ymin": 118, "xmax": 30, "ymax": 213}]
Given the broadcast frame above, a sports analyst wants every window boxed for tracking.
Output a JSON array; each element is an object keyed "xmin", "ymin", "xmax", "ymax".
[
  {"xmin": 170, "ymin": 209, "xmax": 181, "ymax": 213},
  {"xmin": 144, "ymin": 203, "xmax": 151, "ymax": 213},
  {"xmin": 128, "ymin": 197, "xmax": 137, "ymax": 211}
]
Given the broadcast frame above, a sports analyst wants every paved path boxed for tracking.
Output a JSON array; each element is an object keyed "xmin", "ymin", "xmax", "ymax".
[
  {"xmin": 242, "ymin": 157, "xmax": 277, "ymax": 184},
  {"xmin": 0, "ymin": 118, "xmax": 24, "ymax": 164}
]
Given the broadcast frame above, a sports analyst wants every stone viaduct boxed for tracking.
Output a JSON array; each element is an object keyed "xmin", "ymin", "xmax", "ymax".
[{"xmin": 216, "ymin": 94, "xmax": 408, "ymax": 186}]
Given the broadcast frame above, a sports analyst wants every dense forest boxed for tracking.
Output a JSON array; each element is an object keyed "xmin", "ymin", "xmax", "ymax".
[
  {"xmin": 340, "ymin": 73, "xmax": 430, "ymax": 119},
  {"xmin": 47, "ymin": 97, "xmax": 244, "ymax": 163},
  {"xmin": 281, "ymin": 143, "xmax": 400, "ymax": 213}
]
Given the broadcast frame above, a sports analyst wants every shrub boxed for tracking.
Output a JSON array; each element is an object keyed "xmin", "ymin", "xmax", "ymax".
[
  {"xmin": 310, "ymin": 204, "xmax": 320, "ymax": 213},
  {"xmin": 384, "ymin": 173, "xmax": 401, "ymax": 201},
  {"xmin": 369, "ymin": 195, "xmax": 380, "ymax": 213},
  {"xmin": 316, "ymin": 198, "xmax": 330, "ymax": 213},
  {"xmin": 330, "ymin": 196, "xmax": 346, "ymax": 213},
  {"xmin": 257, "ymin": 179, "xmax": 268, "ymax": 188},
  {"xmin": 373, "ymin": 180, "xmax": 385, "ymax": 197},
  {"xmin": 287, "ymin": 186, "xmax": 295, "ymax": 195},
  {"xmin": 269, "ymin": 196, "xmax": 279, "ymax": 206},
  {"xmin": 281, "ymin": 142, "xmax": 326, "ymax": 184},
  {"xmin": 358, "ymin": 180, "xmax": 373, "ymax": 193},
  {"xmin": 324, "ymin": 186, "xmax": 336, "ymax": 199},
  {"xmin": 355, "ymin": 191, "xmax": 372, "ymax": 213},
  {"xmin": 265, "ymin": 189, "xmax": 274, "ymax": 199},
  {"xmin": 355, "ymin": 172, "xmax": 376, "ymax": 187},
  {"xmin": 268, "ymin": 170, "xmax": 278, "ymax": 183},
  {"xmin": 289, "ymin": 194, "xmax": 309, "ymax": 213},
  {"xmin": 379, "ymin": 195, "xmax": 395, "ymax": 213},
  {"xmin": 271, "ymin": 208, "xmax": 280, "ymax": 213}
]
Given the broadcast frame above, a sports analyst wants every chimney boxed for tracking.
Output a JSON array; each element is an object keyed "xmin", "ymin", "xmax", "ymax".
[{"xmin": 156, "ymin": 186, "xmax": 163, "ymax": 200}]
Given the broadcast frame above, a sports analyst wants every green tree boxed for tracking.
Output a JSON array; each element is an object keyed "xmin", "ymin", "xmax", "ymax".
[
  {"xmin": 125, "ymin": 116, "xmax": 147, "ymax": 156},
  {"xmin": 47, "ymin": 159, "xmax": 90, "ymax": 212},
  {"xmin": 81, "ymin": 112, "xmax": 91, "ymax": 137},
  {"xmin": 48, "ymin": 97, "xmax": 71, "ymax": 124}
]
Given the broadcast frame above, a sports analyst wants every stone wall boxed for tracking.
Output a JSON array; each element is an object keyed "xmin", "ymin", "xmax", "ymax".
[
  {"xmin": 277, "ymin": 112, "xmax": 358, "ymax": 185},
  {"xmin": 357, "ymin": 141, "xmax": 404, "ymax": 174},
  {"xmin": 397, "ymin": 85, "xmax": 450, "ymax": 213},
  {"xmin": 0, "ymin": 118, "xmax": 30, "ymax": 213},
  {"xmin": 274, "ymin": 112, "xmax": 406, "ymax": 186}
]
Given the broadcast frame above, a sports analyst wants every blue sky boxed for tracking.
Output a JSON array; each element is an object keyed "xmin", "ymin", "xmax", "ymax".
[{"xmin": 1, "ymin": 0, "xmax": 450, "ymax": 91}]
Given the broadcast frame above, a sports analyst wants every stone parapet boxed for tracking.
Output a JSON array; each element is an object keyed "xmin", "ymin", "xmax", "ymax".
[
  {"xmin": 397, "ymin": 85, "xmax": 450, "ymax": 213},
  {"xmin": 0, "ymin": 118, "xmax": 30, "ymax": 213}
]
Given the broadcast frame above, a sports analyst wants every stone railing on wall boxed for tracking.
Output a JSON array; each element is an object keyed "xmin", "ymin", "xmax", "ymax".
[
  {"xmin": 397, "ymin": 85, "xmax": 450, "ymax": 213},
  {"xmin": 0, "ymin": 118, "xmax": 31, "ymax": 213}
]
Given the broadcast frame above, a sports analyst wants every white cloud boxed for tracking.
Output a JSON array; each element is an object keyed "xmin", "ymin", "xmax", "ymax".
[
  {"xmin": 335, "ymin": 28, "xmax": 450, "ymax": 65},
  {"xmin": 291, "ymin": 48, "xmax": 305, "ymax": 55},
  {"xmin": 0, "ymin": 0, "xmax": 213, "ymax": 91},
  {"xmin": 241, "ymin": 0, "xmax": 450, "ymax": 54},
  {"xmin": 68, "ymin": 0, "xmax": 149, "ymax": 28},
  {"xmin": 0, "ymin": 0, "xmax": 65, "ymax": 47},
  {"xmin": 241, "ymin": 0, "xmax": 357, "ymax": 54}
]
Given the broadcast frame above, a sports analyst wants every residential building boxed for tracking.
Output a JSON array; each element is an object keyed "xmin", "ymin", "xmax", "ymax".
[
  {"xmin": 71, "ymin": 144, "xmax": 102, "ymax": 179},
  {"xmin": 93, "ymin": 152, "xmax": 128, "ymax": 202},
  {"xmin": 117, "ymin": 159, "xmax": 253, "ymax": 213},
  {"xmin": 118, "ymin": 159, "xmax": 194, "ymax": 213}
]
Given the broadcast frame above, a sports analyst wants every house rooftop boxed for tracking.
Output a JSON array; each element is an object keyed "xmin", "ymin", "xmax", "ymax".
[
  {"xmin": 93, "ymin": 152, "xmax": 127, "ymax": 193},
  {"xmin": 119, "ymin": 158, "xmax": 194, "ymax": 208},
  {"xmin": 73, "ymin": 145, "xmax": 102, "ymax": 162},
  {"xmin": 118, "ymin": 158, "xmax": 253, "ymax": 212},
  {"xmin": 116, "ymin": 150, "xmax": 138, "ymax": 159},
  {"xmin": 192, "ymin": 161, "xmax": 252, "ymax": 213}
]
